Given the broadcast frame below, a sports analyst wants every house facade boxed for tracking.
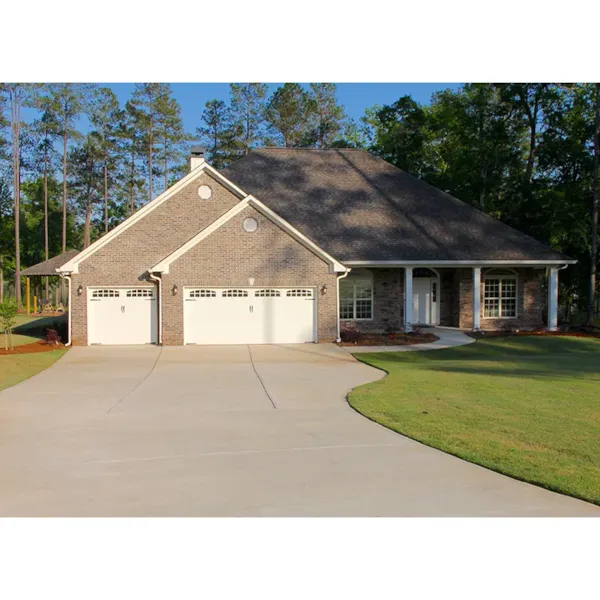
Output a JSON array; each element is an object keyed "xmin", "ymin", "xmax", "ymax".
[{"xmin": 58, "ymin": 148, "xmax": 573, "ymax": 346}]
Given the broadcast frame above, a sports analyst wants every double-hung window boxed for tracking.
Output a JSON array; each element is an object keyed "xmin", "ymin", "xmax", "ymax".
[
  {"xmin": 340, "ymin": 275, "xmax": 373, "ymax": 320},
  {"xmin": 483, "ymin": 270, "xmax": 517, "ymax": 318}
]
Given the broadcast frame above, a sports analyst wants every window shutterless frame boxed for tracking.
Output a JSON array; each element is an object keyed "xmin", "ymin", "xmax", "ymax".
[
  {"xmin": 339, "ymin": 277, "xmax": 373, "ymax": 320},
  {"xmin": 482, "ymin": 269, "xmax": 518, "ymax": 319}
]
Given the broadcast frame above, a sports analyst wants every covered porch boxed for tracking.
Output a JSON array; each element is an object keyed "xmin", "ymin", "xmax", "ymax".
[{"xmin": 339, "ymin": 263, "xmax": 566, "ymax": 333}]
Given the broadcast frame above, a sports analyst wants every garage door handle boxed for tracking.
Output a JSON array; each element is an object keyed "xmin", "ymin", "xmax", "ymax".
[
  {"xmin": 249, "ymin": 305, "xmax": 253, "ymax": 313},
  {"xmin": 121, "ymin": 306, "xmax": 125, "ymax": 313}
]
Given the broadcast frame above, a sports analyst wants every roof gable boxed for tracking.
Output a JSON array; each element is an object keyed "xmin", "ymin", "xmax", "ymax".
[
  {"xmin": 150, "ymin": 195, "xmax": 346, "ymax": 274},
  {"xmin": 58, "ymin": 162, "xmax": 248, "ymax": 274}
]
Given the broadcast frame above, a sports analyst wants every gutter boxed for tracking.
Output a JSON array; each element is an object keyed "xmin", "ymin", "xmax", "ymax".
[
  {"xmin": 148, "ymin": 271, "xmax": 163, "ymax": 345},
  {"xmin": 59, "ymin": 272, "xmax": 72, "ymax": 347},
  {"xmin": 336, "ymin": 268, "xmax": 351, "ymax": 343}
]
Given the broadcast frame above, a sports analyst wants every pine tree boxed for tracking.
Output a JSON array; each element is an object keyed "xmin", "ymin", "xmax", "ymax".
[
  {"xmin": 89, "ymin": 87, "xmax": 122, "ymax": 234},
  {"xmin": 118, "ymin": 101, "xmax": 147, "ymax": 215},
  {"xmin": 229, "ymin": 83, "xmax": 268, "ymax": 155},
  {"xmin": 69, "ymin": 135, "xmax": 103, "ymax": 248},
  {"xmin": 30, "ymin": 87, "xmax": 60, "ymax": 297},
  {"xmin": 130, "ymin": 83, "xmax": 172, "ymax": 202},
  {"xmin": 48, "ymin": 83, "xmax": 93, "ymax": 255},
  {"xmin": 197, "ymin": 99, "xmax": 237, "ymax": 169},
  {"xmin": 155, "ymin": 91, "xmax": 187, "ymax": 193},
  {"xmin": 3, "ymin": 84, "xmax": 34, "ymax": 304}
]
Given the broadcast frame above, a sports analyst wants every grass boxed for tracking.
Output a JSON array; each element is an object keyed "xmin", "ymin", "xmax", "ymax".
[
  {"xmin": 349, "ymin": 336, "xmax": 600, "ymax": 505},
  {"xmin": 0, "ymin": 349, "xmax": 67, "ymax": 392}
]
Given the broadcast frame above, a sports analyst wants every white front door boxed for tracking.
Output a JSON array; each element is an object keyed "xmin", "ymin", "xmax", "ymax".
[
  {"xmin": 183, "ymin": 287, "xmax": 316, "ymax": 345},
  {"xmin": 412, "ymin": 278, "xmax": 438, "ymax": 325},
  {"xmin": 87, "ymin": 287, "xmax": 158, "ymax": 345}
]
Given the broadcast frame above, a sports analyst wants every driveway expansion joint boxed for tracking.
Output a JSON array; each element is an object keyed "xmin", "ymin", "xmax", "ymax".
[
  {"xmin": 105, "ymin": 346, "xmax": 163, "ymax": 414},
  {"xmin": 247, "ymin": 345, "xmax": 277, "ymax": 409}
]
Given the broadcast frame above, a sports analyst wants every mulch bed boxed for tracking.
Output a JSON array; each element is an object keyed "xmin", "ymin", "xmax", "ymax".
[
  {"xmin": 0, "ymin": 341, "xmax": 65, "ymax": 356},
  {"xmin": 468, "ymin": 330, "xmax": 600, "ymax": 340},
  {"xmin": 338, "ymin": 332, "xmax": 439, "ymax": 346}
]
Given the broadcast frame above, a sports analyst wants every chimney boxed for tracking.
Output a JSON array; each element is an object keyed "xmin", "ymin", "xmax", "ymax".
[{"xmin": 189, "ymin": 146, "xmax": 205, "ymax": 171}]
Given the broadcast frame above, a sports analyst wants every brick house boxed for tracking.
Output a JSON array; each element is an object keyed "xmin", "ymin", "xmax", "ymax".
[{"xmin": 57, "ymin": 148, "xmax": 574, "ymax": 346}]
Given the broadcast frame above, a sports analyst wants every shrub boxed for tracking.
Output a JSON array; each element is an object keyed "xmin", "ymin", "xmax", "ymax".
[
  {"xmin": 45, "ymin": 328, "xmax": 62, "ymax": 345},
  {"xmin": 340, "ymin": 328, "xmax": 363, "ymax": 344},
  {"xmin": 0, "ymin": 299, "xmax": 18, "ymax": 350}
]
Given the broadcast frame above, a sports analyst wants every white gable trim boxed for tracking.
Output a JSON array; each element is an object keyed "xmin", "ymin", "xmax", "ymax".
[
  {"xmin": 150, "ymin": 195, "xmax": 347, "ymax": 274},
  {"xmin": 57, "ymin": 162, "xmax": 249, "ymax": 274}
]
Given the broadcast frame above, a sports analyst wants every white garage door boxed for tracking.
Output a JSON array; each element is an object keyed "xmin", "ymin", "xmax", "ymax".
[
  {"xmin": 87, "ymin": 287, "xmax": 158, "ymax": 345},
  {"xmin": 184, "ymin": 287, "xmax": 316, "ymax": 345}
]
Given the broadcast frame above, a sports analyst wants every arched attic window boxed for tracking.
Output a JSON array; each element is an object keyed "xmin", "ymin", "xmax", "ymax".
[
  {"xmin": 483, "ymin": 268, "xmax": 518, "ymax": 318},
  {"xmin": 340, "ymin": 269, "xmax": 373, "ymax": 320}
]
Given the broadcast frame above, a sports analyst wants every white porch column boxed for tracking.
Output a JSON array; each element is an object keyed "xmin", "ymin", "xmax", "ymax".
[
  {"xmin": 404, "ymin": 267, "xmax": 413, "ymax": 332},
  {"xmin": 548, "ymin": 267, "xmax": 559, "ymax": 331},
  {"xmin": 472, "ymin": 267, "xmax": 481, "ymax": 331}
]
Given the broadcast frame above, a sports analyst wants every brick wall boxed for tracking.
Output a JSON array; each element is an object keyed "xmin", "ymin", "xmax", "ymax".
[
  {"xmin": 71, "ymin": 172, "xmax": 242, "ymax": 345},
  {"xmin": 342, "ymin": 267, "xmax": 544, "ymax": 333},
  {"xmin": 457, "ymin": 267, "xmax": 544, "ymax": 330},
  {"xmin": 163, "ymin": 204, "xmax": 338, "ymax": 344},
  {"xmin": 342, "ymin": 269, "xmax": 404, "ymax": 333}
]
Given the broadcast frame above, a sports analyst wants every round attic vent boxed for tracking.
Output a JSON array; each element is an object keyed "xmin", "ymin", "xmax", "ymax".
[
  {"xmin": 197, "ymin": 184, "xmax": 212, "ymax": 199},
  {"xmin": 243, "ymin": 217, "xmax": 258, "ymax": 233}
]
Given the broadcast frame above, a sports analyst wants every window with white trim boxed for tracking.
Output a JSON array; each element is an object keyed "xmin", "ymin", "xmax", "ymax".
[
  {"xmin": 483, "ymin": 270, "xmax": 517, "ymax": 318},
  {"xmin": 340, "ymin": 272, "xmax": 373, "ymax": 320},
  {"xmin": 255, "ymin": 289, "xmax": 280, "ymax": 297}
]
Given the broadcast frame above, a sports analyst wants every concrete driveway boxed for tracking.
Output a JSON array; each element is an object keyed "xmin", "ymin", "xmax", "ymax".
[{"xmin": 0, "ymin": 344, "xmax": 597, "ymax": 517}]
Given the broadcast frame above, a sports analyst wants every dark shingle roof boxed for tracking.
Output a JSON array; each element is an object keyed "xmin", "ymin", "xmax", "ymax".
[
  {"xmin": 222, "ymin": 148, "xmax": 571, "ymax": 263},
  {"xmin": 21, "ymin": 249, "xmax": 80, "ymax": 276}
]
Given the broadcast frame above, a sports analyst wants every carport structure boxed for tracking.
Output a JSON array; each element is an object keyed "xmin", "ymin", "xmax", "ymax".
[{"xmin": 21, "ymin": 249, "xmax": 79, "ymax": 316}]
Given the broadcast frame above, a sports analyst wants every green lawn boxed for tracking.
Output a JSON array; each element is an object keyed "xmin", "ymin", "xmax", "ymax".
[
  {"xmin": 0, "ymin": 349, "xmax": 67, "ymax": 392},
  {"xmin": 349, "ymin": 336, "xmax": 600, "ymax": 505}
]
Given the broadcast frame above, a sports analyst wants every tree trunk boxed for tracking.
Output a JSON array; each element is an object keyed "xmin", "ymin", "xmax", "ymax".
[
  {"xmin": 62, "ymin": 127, "xmax": 67, "ymax": 254},
  {"xmin": 130, "ymin": 147, "xmax": 135, "ymax": 216},
  {"xmin": 11, "ymin": 89, "xmax": 21, "ymax": 305},
  {"xmin": 104, "ymin": 163, "xmax": 108, "ymax": 234},
  {"xmin": 148, "ymin": 119, "xmax": 153, "ymax": 202},
  {"xmin": 164, "ymin": 147, "xmax": 168, "ymax": 192},
  {"xmin": 588, "ymin": 83, "xmax": 600, "ymax": 325},
  {"xmin": 44, "ymin": 157, "xmax": 49, "ymax": 300},
  {"xmin": 84, "ymin": 203, "xmax": 92, "ymax": 249}
]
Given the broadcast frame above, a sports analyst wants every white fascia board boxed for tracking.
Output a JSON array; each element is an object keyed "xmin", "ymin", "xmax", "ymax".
[
  {"xmin": 150, "ymin": 195, "xmax": 347, "ymax": 275},
  {"xmin": 57, "ymin": 162, "xmax": 249, "ymax": 274},
  {"xmin": 151, "ymin": 198, "xmax": 252, "ymax": 274},
  {"xmin": 344, "ymin": 259, "xmax": 577, "ymax": 267},
  {"xmin": 248, "ymin": 197, "xmax": 347, "ymax": 272},
  {"xmin": 202, "ymin": 163, "xmax": 249, "ymax": 199}
]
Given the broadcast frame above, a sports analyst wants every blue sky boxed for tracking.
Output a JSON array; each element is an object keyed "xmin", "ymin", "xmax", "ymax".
[{"xmin": 102, "ymin": 83, "xmax": 460, "ymax": 134}]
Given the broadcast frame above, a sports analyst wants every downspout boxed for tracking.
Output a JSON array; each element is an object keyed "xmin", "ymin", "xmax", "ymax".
[
  {"xmin": 59, "ymin": 272, "xmax": 72, "ymax": 347},
  {"xmin": 148, "ymin": 271, "xmax": 162, "ymax": 345},
  {"xmin": 336, "ymin": 268, "xmax": 351, "ymax": 343}
]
